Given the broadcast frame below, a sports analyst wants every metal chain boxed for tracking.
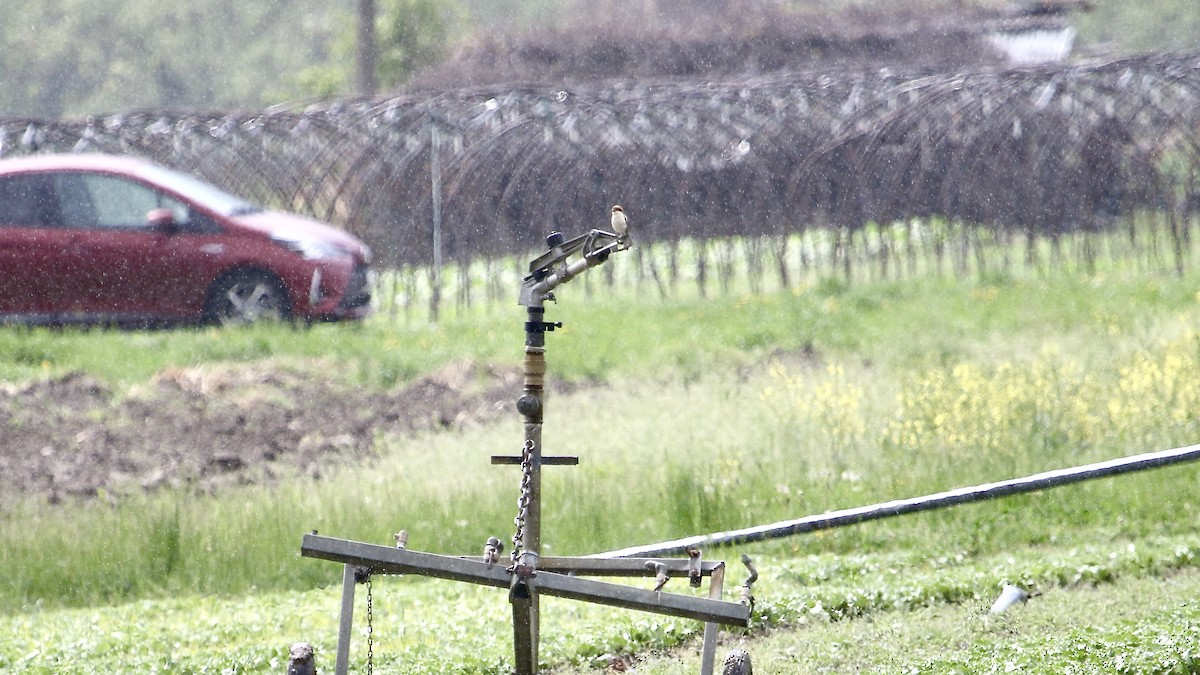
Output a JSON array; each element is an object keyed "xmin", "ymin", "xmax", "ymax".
[
  {"xmin": 511, "ymin": 439, "xmax": 535, "ymax": 563},
  {"xmin": 365, "ymin": 571, "xmax": 374, "ymax": 675}
]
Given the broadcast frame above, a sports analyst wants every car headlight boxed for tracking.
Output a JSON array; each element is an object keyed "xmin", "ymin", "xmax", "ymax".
[{"xmin": 272, "ymin": 235, "xmax": 343, "ymax": 260}]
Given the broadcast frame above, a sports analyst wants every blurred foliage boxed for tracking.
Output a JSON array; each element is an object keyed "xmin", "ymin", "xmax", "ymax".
[
  {"xmin": 0, "ymin": 0, "xmax": 1196, "ymax": 118},
  {"xmin": 295, "ymin": 0, "xmax": 467, "ymax": 99},
  {"xmin": 1076, "ymin": 0, "xmax": 1200, "ymax": 53},
  {"xmin": 376, "ymin": 0, "xmax": 466, "ymax": 89},
  {"xmin": 0, "ymin": 0, "xmax": 340, "ymax": 116},
  {"xmin": 0, "ymin": 0, "xmax": 464, "ymax": 117}
]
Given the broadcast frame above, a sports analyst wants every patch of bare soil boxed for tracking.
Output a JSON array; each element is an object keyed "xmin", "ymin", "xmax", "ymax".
[{"xmin": 0, "ymin": 360, "xmax": 537, "ymax": 505}]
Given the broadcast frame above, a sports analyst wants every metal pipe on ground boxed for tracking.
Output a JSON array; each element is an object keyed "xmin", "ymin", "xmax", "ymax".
[{"xmin": 593, "ymin": 442, "xmax": 1200, "ymax": 559}]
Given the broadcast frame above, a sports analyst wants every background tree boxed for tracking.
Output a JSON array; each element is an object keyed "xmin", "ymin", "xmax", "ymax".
[
  {"xmin": 376, "ymin": 0, "xmax": 464, "ymax": 90},
  {"xmin": 1075, "ymin": 0, "xmax": 1200, "ymax": 53},
  {"xmin": 296, "ymin": 0, "xmax": 465, "ymax": 100},
  {"xmin": 0, "ymin": 0, "xmax": 338, "ymax": 117},
  {"xmin": 0, "ymin": 0, "xmax": 1196, "ymax": 119},
  {"xmin": 356, "ymin": 0, "xmax": 378, "ymax": 97}
]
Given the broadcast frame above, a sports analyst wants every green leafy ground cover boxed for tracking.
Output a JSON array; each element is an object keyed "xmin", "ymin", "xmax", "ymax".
[
  {"xmin": 2, "ymin": 262, "xmax": 1200, "ymax": 671},
  {"xmin": 4, "ymin": 535, "xmax": 1200, "ymax": 673}
]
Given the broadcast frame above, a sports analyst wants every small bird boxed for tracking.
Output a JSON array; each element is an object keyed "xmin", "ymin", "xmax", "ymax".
[{"xmin": 610, "ymin": 205, "xmax": 629, "ymax": 240}]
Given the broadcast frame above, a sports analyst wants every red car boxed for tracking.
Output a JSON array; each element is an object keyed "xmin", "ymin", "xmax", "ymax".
[{"xmin": 0, "ymin": 154, "xmax": 373, "ymax": 326}]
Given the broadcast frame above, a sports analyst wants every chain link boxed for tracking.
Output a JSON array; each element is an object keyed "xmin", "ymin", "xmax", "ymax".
[
  {"xmin": 511, "ymin": 439, "xmax": 535, "ymax": 563},
  {"xmin": 365, "ymin": 571, "xmax": 374, "ymax": 675}
]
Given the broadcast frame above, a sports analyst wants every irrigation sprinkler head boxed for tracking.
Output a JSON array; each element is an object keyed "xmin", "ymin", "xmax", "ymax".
[{"xmin": 519, "ymin": 227, "xmax": 630, "ymax": 307}]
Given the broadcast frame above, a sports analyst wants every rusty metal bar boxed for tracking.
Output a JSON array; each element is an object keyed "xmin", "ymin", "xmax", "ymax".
[{"xmin": 594, "ymin": 442, "xmax": 1200, "ymax": 558}]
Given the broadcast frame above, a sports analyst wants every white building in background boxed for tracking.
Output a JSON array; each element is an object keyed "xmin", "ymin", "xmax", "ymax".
[
  {"xmin": 988, "ymin": 26, "xmax": 1077, "ymax": 64},
  {"xmin": 983, "ymin": 0, "xmax": 1090, "ymax": 65}
]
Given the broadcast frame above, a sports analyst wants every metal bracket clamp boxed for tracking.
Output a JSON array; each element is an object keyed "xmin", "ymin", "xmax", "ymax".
[
  {"xmin": 687, "ymin": 547, "xmax": 704, "ymax": 588},
  {"xmin": 484, "ymin": 537, "xmax": 505, "ymax": 567},
  {"xmin": 525, "ymin": 320, "xmax": 563, "ymax": 334},
  {"xmin": 509, "ymin": 551, "xmax": 541, "ymax": 601},
  {"xmin": 646, "ymin": 561, "xmax": 670, "ymax": 592}
]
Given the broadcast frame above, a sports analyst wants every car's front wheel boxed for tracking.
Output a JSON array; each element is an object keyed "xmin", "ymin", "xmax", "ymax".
[{"xmin": 204, "ymin": 270, "xmax": 291, "ymax": 326}]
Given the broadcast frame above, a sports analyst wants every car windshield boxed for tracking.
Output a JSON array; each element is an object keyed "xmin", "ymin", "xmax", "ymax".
[{"xmin": 138, "ymin": 163, "xmax": 263, "ymax": 217}]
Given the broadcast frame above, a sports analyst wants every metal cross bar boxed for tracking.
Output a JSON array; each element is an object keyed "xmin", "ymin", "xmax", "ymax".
[
  {"xmin": 449, "ymin": 554, "xmax": 726, "ymax": 577},
  {"xmin": 529, "ymin": 568, "xmax": 748, "ymax": 625},
  {"xmin": 301, "ymin": 534, "xmax": 750, "ymax": 626},
  {"xmin": 534, "ymin": 557, "xmax": 726, "ymax": 577},
  {"xmin": 303, "ymin": 534, "xmax": 510, "ymax": 586},
  {"xmin": 491, "ymin": 455, "xmax": 580, "ymax": 466}
]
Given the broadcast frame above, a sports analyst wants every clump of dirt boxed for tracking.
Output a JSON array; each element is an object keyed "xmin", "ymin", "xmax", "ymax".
[{"xmin": 0, "ymin": 360, "xmax": 537, "ymax": 505}]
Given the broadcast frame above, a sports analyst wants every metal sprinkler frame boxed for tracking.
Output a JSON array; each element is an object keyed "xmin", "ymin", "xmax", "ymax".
[{"xmin": 301, "ymin": 223, "xmax": 756, "ymax": 675}]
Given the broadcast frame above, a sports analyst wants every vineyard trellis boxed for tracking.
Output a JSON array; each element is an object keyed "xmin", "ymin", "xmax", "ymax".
[{"xmin": 2, "ymin": 50, "xmax": 1199, "ymax": 307}]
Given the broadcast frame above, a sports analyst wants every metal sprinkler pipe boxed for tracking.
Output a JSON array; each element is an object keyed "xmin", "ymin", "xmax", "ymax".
[
  {"xmin": 593, "ymin": 441, "xmax": 1200, "ymax": 559},
  {"xmin": 508, "ymin": 227, "xmax": 630, "ymax": 675}
]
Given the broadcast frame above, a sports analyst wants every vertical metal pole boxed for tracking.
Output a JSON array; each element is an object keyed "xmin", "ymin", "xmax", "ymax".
[
  {"xmin": 522, "ymin": 307, "xmax": 544, "ymax": 554},
  {"xmin": 336, "ymin": 564, "xmax": 358, "ymax": 675},
  {"xmin": 511, "ymin": 592, "xmax": 537, "ymax": 675},
  {"xmin": 430, "ymin": 125, "xmax": 443, "ymax": 322},
  {"xmin": 511, "ymin": 303, "xmax": 547, "ymax": 674},
  {"xmin": 699, "ymin": 564, "xmax": 725, "ymax": 675}
]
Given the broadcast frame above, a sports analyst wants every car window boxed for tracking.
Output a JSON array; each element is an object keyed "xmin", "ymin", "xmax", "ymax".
[
  {"xmin": 54, "ymin": 173, "xmax": 192, "ymax": 230},
  {"xmin": 0, "ymin": 174, "xmax": 58, "ymax": 227},
  {"xmin": 138, "ymin": 163, "xmax": 261, "ymax": 217}
]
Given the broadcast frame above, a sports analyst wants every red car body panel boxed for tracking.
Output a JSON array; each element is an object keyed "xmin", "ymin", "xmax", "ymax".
[{"xmin": 0, "ymin": 154, "xmax": 373, "ymax": 325}]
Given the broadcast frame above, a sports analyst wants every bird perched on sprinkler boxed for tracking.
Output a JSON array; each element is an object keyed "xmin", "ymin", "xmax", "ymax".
[{"xmin": 611, "ymin": 205, "xmax": 629, "ymax": 242}]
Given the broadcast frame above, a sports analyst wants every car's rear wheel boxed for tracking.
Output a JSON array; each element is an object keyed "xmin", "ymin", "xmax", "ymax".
[{"xmin": 205, "ymin": 270, "xmax": 291, "ymax": 326}]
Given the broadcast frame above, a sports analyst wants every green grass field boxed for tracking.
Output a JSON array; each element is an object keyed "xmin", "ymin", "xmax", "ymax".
[{"xmin": 2, "ymin": 245, "xmax": 1200, "ymax": 672}]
